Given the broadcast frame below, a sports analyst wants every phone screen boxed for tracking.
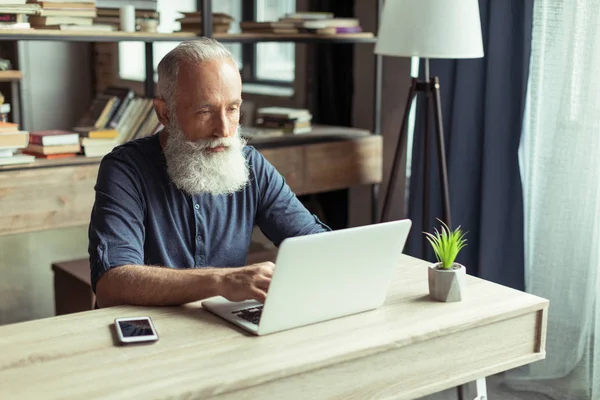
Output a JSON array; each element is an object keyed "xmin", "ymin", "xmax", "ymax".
[{"xmin": 117, "ymin": 319, "xmax": 155, "ymax": 338}]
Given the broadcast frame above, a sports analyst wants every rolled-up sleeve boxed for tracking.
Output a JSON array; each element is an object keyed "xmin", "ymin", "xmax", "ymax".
[
  {"xmin": 88, "ymin": 153, "xmax": 146, "ymax": 292},
  {"xmin": 251, "ymin": 147, "xmax": 330, "ymax": 246}
]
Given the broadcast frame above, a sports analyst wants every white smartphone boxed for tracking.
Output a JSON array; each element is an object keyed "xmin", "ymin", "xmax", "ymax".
[{"xmin": 114, "ymin": 316, "xmax": 159, "ymax": 344}]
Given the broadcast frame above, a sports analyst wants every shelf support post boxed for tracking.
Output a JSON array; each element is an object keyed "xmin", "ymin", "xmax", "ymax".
[
  {"xmin": 199, "ymin": 0, "xmax": 212, "ymax": 37},
  {"xmin": 372, "ymin": 0, "xmax": 384, "ymax": 224},
  {"xmin": 144, "ymin": 42, "xmax": 154, "ymax": 98}
]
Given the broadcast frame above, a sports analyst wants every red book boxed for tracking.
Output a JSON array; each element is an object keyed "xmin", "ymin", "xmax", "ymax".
[
  {"xmin": 29, "ymin": 130, "xmax": 79, "ymax": 146},
  {"xmin": 22, "ymin": 151, "xmax": 77, "ymax": 159}
]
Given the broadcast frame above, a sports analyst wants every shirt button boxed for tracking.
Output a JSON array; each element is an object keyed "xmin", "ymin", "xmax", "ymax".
[
  {"xmin": 197, "ymin": 235, "xmax": 201, "ymax": 242},
  {"xmin": 194, "ymin": 204, "xmax": 200, "ymax": 210}
]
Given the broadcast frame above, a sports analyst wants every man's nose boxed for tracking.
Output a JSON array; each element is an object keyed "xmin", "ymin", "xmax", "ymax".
[{"xmin": 213, "ymin": 110, "xmax": 230, "ymax": 138}]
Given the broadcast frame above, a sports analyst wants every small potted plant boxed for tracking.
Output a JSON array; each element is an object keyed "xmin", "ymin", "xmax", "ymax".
[{"xmin": 424, "ymin": 220, "xmax": 468, "ymax": 302}]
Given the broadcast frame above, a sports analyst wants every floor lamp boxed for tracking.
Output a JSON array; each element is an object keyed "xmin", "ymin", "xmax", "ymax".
[{"xmin": 375, "ymin": 0, "xmax": 484, "ymax": 249}]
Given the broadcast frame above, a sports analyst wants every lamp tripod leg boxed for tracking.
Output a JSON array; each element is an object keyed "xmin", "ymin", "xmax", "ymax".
[
  {"xmin": 379, "ymin": 78, "xmax": 419, "ymax": 223},
  {"xmin": 431, "ymin": 77, "xmax": 452, "ymax": 228},
  {"xmin": 422, "ymin": 89, "xmax": 431, "ymax": 258}
]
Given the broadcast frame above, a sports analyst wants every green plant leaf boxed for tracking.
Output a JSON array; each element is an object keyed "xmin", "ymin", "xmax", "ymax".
[{"xmin": 423, "ymin": 219, "xmax": 468, "ymax": 270}]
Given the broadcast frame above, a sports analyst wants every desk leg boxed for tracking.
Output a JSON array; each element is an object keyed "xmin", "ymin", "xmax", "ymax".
[{"xmin": 457, "ymin": 378, "xmax": 487, "ymax": 400}]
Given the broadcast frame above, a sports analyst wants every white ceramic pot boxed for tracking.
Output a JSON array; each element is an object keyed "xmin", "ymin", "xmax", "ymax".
[{"xmin": 428, "ymin": 262, "xmax": 466, "ymax": 302}]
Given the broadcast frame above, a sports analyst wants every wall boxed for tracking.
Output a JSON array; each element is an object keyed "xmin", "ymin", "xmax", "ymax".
[{"xmin": 0, "ymin": 42, "xmax": 93, "ymax": 325}]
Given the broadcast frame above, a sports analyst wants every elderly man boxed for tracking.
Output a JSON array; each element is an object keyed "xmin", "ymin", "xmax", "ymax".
[{"xmin": 89, "ymin": 38, "xmax": 329, "ymax": 308}]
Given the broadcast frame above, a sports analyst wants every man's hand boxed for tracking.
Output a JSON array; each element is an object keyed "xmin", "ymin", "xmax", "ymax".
[{"xmin": 218, "ymin": 262, "xmax": 275, "ymax": 303}]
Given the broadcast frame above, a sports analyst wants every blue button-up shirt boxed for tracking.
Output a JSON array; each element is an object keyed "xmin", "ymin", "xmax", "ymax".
[{"xmin": 88, "ymin": 133, "xmax": 330, "ymax": 292}]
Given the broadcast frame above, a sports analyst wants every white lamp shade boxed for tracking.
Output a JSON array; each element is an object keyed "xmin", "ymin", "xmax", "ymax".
[{"xmin": 375, "ymin": 0, "xmax": 484, "ymax": 59}]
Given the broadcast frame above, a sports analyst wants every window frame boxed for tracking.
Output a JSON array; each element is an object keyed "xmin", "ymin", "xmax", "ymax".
[{"xmin": 240, "ymin": 1, "xmax": 295, "ymax": 88}]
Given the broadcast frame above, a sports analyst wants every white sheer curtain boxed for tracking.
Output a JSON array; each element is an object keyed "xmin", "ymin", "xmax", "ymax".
[{"xmin": 505, "ymin": 0, "xmax": 600, "ymax": 399}]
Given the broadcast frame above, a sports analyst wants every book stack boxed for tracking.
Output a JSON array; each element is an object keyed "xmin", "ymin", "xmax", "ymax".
[
  {"xmin": 255, "ymin": 107, "xmax": 312, "ymax": 134},
  {"xmin": 23, "ymin": 129, "xmax": 80, "ymax": 159},
  {"xmin": 27, "ymin": 0, "xmax": 106, "ymax": 31},
  {"xmin": 280, "ymin": 12, "xmax": 362, "ymax": 35},
  {"xmin": 94, "ymin": 7, "xmax": 158, "ymax": 31},
  {"xmin": 0, "ymin": 121, "xmax": 34, "ymax": 166},
  {"xmin": 75, "ymin": 86, "xmax": 161, "ymax": 157},
  {"xmin": 239, "ymin": 20, "xmax": 298, "ymax": 35},
  {"xmin": 96, "ymin": 0, "xmax": 155, "ymax": 9},
  {"xmin": 176, "ymin": 12, "xmax": 233, "ymax": 34},
  {"xmin": 0, "ymin": 0, "xmax": 39, "ymax": 30}
]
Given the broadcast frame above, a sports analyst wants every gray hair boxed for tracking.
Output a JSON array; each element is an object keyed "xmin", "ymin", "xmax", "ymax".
[{"xmin": 157, "ymin": 38, "xmax": 236, "ymax": 107}]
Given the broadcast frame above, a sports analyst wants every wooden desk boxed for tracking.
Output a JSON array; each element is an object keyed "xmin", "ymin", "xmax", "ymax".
[
  {"xmin": 0, "ymin": 129, "xmax": 382, "ymax": 236},
  {"xmin": 0, "ymin": 255, "xmax": 548, "ymax": 399}
]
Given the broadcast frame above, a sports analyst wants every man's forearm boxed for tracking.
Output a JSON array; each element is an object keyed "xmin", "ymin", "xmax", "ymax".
[{"xmin": 95, "ymin": 265, "xmax": 224, "ymax": 308}]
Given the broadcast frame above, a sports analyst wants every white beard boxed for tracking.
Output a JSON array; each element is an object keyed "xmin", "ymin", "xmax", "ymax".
[{"xmin": 163, "ymin": 124, "xmax": 250, "ymax": 196}]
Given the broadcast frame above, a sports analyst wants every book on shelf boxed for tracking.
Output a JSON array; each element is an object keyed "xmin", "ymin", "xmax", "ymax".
[
  {"xmin": 0, "ymin": 3, "xmax": 39, "ymax": 15},
  {"xmin": 0, "ymin": 130, "xmax": 29, "ymax": 147},
  {"xmin": 28, "ymin": 2, "xmax": 96, "ymax": 9},
  {"xmin": 0, "ymin": 12, "xmax": 24, "ymax": 22},
  {"xmin": 176, "ymin": 12, "xmax": 233, "ymax": 34},
  {"xmin": 104, "ymin": 86, "xmax": 135, "ymax": 128},
  {"xmin": 0, "ymin": 121, "xmax": 34, "ymax": 166},
  {"xmin": 21, "ymin": 152, "xmax": 76, "ymax": 159},
  {"xmin": 76, "ymin": 93, "xmax": 120, "ymax": 130},
  {"xmin": 24, "ymin": 142, "xmax": 81, "ymax": 155},
  {"xmin": 76, "ymin": 87, "xmax": 162, "ymax": 157},
  {"xmin": 0, "ymin": 153, "xmax": 35, "ymax": 165},
  {"xmin": 27, "ymin": 0, "xmax": 95, "ymax": 3},
  {"xmin": 96, "ymin": 7, "xmax": 157, "ymax": 17},
  {"xmin": 256, "ymin": 107, "xmax": 311, "ymax": 119},
  {"xmin": 39, "ymin": 23, "xmax": 114, "ymax": 31},
  {"xmin": 29, "ymin": 129, "xmax": 79, "ymax": 146},
  {"xmin": 255, "ymin": 107, "xmax": 313, "ymax": 134},
  {"xmin": 27, "ymin": 0, "xmax": 98, "ymax": 29},
  {"xmin": 0, "ymin": 21, "xmax": 29, "ymax": 28},
  {"xmin": 95, "ymin": 0, "xmax": 156, "ymax": 10},
  {"xmin": 94, "ymin": 7, "xmax": 158, "ymax": 30},
  {"xmin": 28, "ymin": 15, "xmax": 93, "ymax": 26},
  {"xmin": 37, "ymin": 8, "xmax": 97, "ymax": 18},
  {"xmin": 24, "ymin": 129, "xmax": 81, "ymax": 158},
  {"xmin": 241, "ymin": 13, "xmax": 364, "ymax": 36},
  {"xmin": 0, "ymin": 0, "xmax": 27, "ymax": 5},
  {"xmin": 74, "ymin": 127, "xmax": 118, "ymax": 139},
  {"xmin": 283, "ymin": 12, "xmax": 334, "ymax": 20}
]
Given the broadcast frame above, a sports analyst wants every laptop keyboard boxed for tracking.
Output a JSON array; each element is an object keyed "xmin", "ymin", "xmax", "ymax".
[{"xmin": 232, "ymin": 305, "xmax": 263, "ymax": 325}]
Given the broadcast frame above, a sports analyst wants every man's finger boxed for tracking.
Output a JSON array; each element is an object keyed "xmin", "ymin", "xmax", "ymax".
[
  {"xmin": 255, "ymin": 277, "xmax": 271, "ymax": 290},
  {"xmin": 258, "ymin": 265, "xmax": 274, "ymax": 277},
  {"xmin": 251, "ymin": 288, "xmax": 267, "ymax": 303}
]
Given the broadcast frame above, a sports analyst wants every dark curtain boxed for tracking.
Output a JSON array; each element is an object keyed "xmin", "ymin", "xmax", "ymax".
[
  {"xmin": 301, "ymin": 0, "xmax": 355, "ymax": 230},
  {"xmin": 405, "ymin": 0, "xmax": 534, "ymax": 290}
]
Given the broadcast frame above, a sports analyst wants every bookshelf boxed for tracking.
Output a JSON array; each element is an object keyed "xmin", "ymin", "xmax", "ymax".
[
  {"xmin": 0, "ymin": 0, "xmax": 384, "ymax": 223},
  {"xmin": 0, "ymin": 30, "xmax": 376, "ymax": 44}
]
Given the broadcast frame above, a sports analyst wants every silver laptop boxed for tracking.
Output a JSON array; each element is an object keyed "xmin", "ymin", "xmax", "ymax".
[{"xmin": 201, "ymin": 219, "xmax": 412, "ymax": 336}]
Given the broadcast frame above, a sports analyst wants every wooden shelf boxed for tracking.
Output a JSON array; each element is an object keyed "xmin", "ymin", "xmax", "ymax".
[
  {"xmin": 0, "ymin": 155, "xmax": 102, "ymax": 171},
  {"xmin": 0, "ymin": 70, "xmax": 22, "ymax": 81},
  {"xmin": 0, "ymin": 134, "xmax": 382, "ymax": 236},
  {"xmin": 0, "ymin": 30, "xmax": 376, "ymax": 43},
  {"xmin": 0, "ymin": 126, "xmax": 373, "ymax": 172},
  {"xmin": 217, "ymin": 32, "xmax": 376, "ymax": 43}
]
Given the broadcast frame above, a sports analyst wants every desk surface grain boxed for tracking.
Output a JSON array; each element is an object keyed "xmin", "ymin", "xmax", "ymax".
[{"xmin": 0, "ymin": 256, "xmax": 548, "ymax": 400}]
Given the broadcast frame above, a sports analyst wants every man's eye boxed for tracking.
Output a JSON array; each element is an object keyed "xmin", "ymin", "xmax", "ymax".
[
  {"xmin": 228, "ymin": 107, "xmax": 239, "ymax": 112},
  {"xmin": 198, "ymin": 110, "xmax": 211, "ymax": 115}
]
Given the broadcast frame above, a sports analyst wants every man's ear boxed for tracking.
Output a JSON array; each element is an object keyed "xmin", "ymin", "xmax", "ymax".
[{"xmin": 153, "ymin": 98, "xmax": 170, "ymax": 127}]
